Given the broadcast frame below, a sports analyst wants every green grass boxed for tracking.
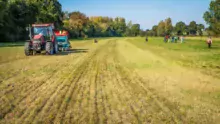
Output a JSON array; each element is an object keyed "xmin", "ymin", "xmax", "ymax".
[
  {"xmin": 0, "ymin": 42, "xmax": 24, "ymax": 48},
  {"xmin": 0, "ymin": 46, "xmax": 25, "ymax": 64},
  {"xmin": 128, "ymin": 37, "xmax": 220, "ymax": 78},
  {"xmin": 1, "ymin": 37, "xmax": 220, "ymax": 78}
]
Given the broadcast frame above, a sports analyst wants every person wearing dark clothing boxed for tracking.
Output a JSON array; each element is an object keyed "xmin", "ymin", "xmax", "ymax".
[
  {"xmin": 164, "ymin": 36, "xmax": 166, "ymax": 42},
  {"xmin": 145, "ymin": 37, "xmax": 148, "ymax": 42},
  {"xmin": 172, "ymin": 36, "xmax": 174, "ymax": 43},
  {"xmin": 94, "ymin": 39, "xmax": 98, "ymax": 43},
  {"xmin": 166, "ymin": 35, "xmax": 169, "ymax": 42},
  {"xmin": 174, "ymin": 36, "xmax": 178, "ymax": 43}
]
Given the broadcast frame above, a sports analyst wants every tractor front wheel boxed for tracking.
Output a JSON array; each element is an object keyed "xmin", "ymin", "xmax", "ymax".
[
  {"xmin": 24, "ymin": 42, "xmax": 32, "ymax": 56},
  {"xmin": 46, "ymin": 42, "xmax": 54, "ymax": 55}
]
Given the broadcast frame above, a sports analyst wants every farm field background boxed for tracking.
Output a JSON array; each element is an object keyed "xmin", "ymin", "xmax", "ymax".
[{"xmin": 0, "ymin": 37, "xmax": 220, "ymax": 123}]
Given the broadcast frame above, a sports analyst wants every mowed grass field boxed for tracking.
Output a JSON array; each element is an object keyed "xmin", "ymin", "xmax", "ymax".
[{"xmin": 0, "ymin": 37, "xmax": 220, "ymax": 123}]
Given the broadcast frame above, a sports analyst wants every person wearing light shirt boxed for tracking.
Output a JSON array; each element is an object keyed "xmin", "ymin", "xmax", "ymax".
[{"xmin": 206, "ymin": 37, "xmax": 212, "ymax": 48}]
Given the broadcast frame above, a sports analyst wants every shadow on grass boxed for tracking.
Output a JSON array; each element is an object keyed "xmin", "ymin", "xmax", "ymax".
[
  {"xmin": 22, "ymin": 49, "xmax": 88, "ymax": 56},
  {"xmin": 209, "ymin": 46, "xmax": 220, "ymax": 49},
  {"xmin": 55, "ymin": 48, "xmax": 88, "ymax": 56}
]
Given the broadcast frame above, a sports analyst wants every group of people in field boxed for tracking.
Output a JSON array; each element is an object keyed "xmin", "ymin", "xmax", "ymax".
[
  {"xmin": 164, "ymin": 35, "xmax": 184, "ymax": 43},
  {"xmin": 145, "ymin": 35, "xmax": 213, "ymax": 49},
  {"xmin": 163, "ymin": 35, "xmax": 213, "ymax": 48}
]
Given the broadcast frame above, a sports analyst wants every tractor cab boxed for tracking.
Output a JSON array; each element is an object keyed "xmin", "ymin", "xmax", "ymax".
[
  {"xmin": 24, "ymin": 23, "xmax": 58, "ymax": 56},
  {"xmin": 31, "ymin": 24, "xmax": 55, "ymax": 41}
]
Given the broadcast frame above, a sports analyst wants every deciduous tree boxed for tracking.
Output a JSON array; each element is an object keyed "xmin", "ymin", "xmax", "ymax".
[
  {"xmin": 157, "ymin": 21, "xmax": 165, "ymax": 36},
  {"xmin": 131, "ymin": 24, "xmax": 140, "ymax": 36},
  {"xmin": 69, "ymin": 11, "xmax": 88, "ymax": 37},
  {"xmin": 197, "ymin": 24, "xmax": 205, "ymax": 37},
  {"xmin": 175, "ymin": 21, "xmax": 186, "ymax": 35},
  {"xmin": 203, "ymin": 0, "xmax": 220, "ymax": 36},
  {"xmin": 188, "ymin": 21, "xmax": 197, "ymax": 35},
  {"xmin": 164, "ymin": 18, "xmax": 173, "ymax": 35}
]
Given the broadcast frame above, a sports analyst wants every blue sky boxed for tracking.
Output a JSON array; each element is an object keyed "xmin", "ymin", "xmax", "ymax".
[{"xmin": 58, "ymin": 0, "xmax": 210, "ymax": 30}]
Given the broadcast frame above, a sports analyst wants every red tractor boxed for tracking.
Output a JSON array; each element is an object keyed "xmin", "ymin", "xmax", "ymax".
[{"xmin": 24, "ymin": 23, "xmax": 58, "ymax": 56}]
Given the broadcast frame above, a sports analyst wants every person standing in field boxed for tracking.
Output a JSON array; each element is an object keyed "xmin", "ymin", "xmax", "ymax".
[
  {"xmin": 164, "ymin": 36, "xmax": 167, "ymax": 43},
  {"xmin": 174, "ymin": 36, "xmax": 178, "ymax": 43},
  {"xmin": 180, "ymin": 36, "xmax": 184, "ymax": 43},
  {"xmin": 168, "ymin": 37, "xmax": 171, "ymax": 43},
  {"xmin": 145, "ymin": 37, "xmax": 148, "ymax": 42},
  {"xmin": 166, "ymin": 35, "xmax": 169, "ymax": 42},
  {"xmin": 207, "ymin": 37, "xmax": 212, "ymax": 48},
  {"xmin": 171, "ymin": 36, "xmax": 174, "ymax": 43}
]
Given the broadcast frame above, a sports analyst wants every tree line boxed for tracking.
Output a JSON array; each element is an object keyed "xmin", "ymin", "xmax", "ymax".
[
  {"xmin": 145, "ymin": 18, "xmax": 205, "ymax": 37},
  {"xmin": 0, "ymin": 0, "xmax": 63, "ymax": 41},
  {"xmin": 0, "ymin": 0, "xmax": 140, "ymax": 41},
  {"xmin": 62, "ymin": 11, "xmax": 140, "ymax": 38},
  {"xmin": 0, "ymin": 0, "xmax": 219, "ymax": 42},
  {"xmin": 146, "ymin": 0, "xmax": 220, "ymax": 37}
]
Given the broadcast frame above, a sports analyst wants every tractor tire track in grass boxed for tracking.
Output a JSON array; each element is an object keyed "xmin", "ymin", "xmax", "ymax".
[
  {"xmin": 31, "ymin": 55, "xmax": 90, "ymax": 123},
  {"xmin": 19, "ymin": 56, "xmax": 88, "ymax": 123},
  {"xmin": 0, "ymin": 52, "xmax": 83, "ymax": 99},
  {"xmin": 102, "ymin": 62, "xmax": 114, "ymax": 123},
  {"xmin": 0, "ymin": 48, "xmax": 90, "ymax": 120},
  {"xmin": 98, "ymin": 62, "xmax": 108, "ymax": 124},
  {"xmin": 112, "ymin": 40, "xmax": 183, "ymax": 123},
  {"xmin": 33, "ymin": 53, "xmax": 91, "ymax": 123},
  {"xmin": 29, "ymin": 41, "xmax": 108, "ymax": 123},
  {"xmin": 112, "ymin": 41, "xmax": 142, "ymax": 123},
  {"xmin": 0, "ymin": 42, "xmax": 92, "ymax": 122},
  {"xmin": 0, "ymin": 56, "xmax": 63, "ymax": 82},
  {"xmin": 53, "ymin": 40, "xmax": 111, "ymax": 123},
  {"xmin": 56, "ymin": 55, "xmax": 95, "ymax": 123},
  {"xmin": 115, "ymin": 64, "xmax": 181, "ymax": 123},
  {"xmin": 0, "ymin": 55, "xmax": 81, "ymax": 121}
]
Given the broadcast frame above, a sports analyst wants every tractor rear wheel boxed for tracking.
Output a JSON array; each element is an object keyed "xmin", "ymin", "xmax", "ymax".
[
  {"xmin": 24, "ymin": 42, "xmax": 32, "ymax": 56},
  {"xmin": 46, "ymin": 42, "xmax": 54, "ymax": 55}
]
